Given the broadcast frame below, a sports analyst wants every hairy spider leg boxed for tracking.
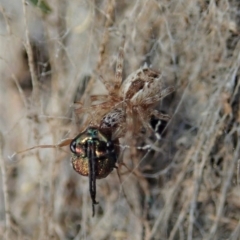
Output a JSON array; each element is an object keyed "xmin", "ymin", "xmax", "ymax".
[
  {"xmin": 152, "ymin": 110, "xmax": 170, "ymax": 121},
  {"xmin": 90, "ymin": 95, "xmax": 121, "ymax": 110},
  {"xmin": 114, "ymin": 145, "xmax": 140, "ymax": 215},
  {"xmin": 143, "ymin": 86, "xmax": 175, "ymax": 105},
  {"xmin": 90, "ymin": 95, "xmax": 109, "ymax": 103},
  {"xmin": 133, "ymin": 86, "xmax": 175, "ymax": 139},
  {"xmin": 116, "ymin": 163, "xmax": 135, "ymax": 213},
  {"xmin": 99, "ymin": 75, "xmax": 115, "ymax": 94},
  {"xmin": 75, "ymin": 100, "xmax": 116, "ymax": 129},
  {"xmin": 114, "ymin": 35, "xmax": 125, "ymax": 90},
  {"xmin": 116, "ymin": 144, "xmax": 151, "ymax": 219},
  {"xmin": 135, "ymin": 107, "xmax": 163, "ymax": 140},
  {"xmin": 125, "ymin": 101, "xmax": 135, "ymax": 136},
  {"xmin": 10, "ymin": 138, "xmax": 72, "ymax": 159}
]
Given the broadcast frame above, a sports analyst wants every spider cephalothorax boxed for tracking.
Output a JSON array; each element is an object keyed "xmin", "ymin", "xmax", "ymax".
[{"xmin": 70, "ymin": 126, "xmax": 119, "ymax": 216}]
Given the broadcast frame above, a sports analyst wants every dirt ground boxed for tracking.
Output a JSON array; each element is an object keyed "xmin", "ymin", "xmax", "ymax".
[{"xmin": 0, "ymin": 1, "xmax": 240, "ymax": 239}]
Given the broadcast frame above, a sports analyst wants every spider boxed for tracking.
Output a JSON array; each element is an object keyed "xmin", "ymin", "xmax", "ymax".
[
  {"xmin": 12, "ymin": 38, "xmax": 175, "ymax": 218},
  {"xmin": 69, "ymin": 42, "xmax": 175, "ymax": 215},
  {"xmin": 76, "ymin": 39, "xmax": 175, "ymax": 141},
  {"xmin": 69, "ymin": 40, "xmax": 175, "ymax": 215}
]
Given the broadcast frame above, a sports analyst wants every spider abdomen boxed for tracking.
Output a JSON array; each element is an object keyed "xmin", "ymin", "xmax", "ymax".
[{"xmin": 120, "ymin": 67, "xmax": 162, "ymax": 105}]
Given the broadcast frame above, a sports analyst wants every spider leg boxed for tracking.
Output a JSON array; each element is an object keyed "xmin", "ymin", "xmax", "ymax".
[
  {"xmin": 10, "ymin": 138, "xmax": 72, "ymax": 159},
  {"xmin": 74, "ymin": 100, "xmax": 83, "ymax": 105},
  {"xmin": 152, "ymin": 109, "xmax": 170, "ymax": 121},
  {"xmin": 74, "ymin": 106, "xmax": 92, "ymax": 114},
  {"xmin": 116, "ymin": 146, "xmax": 151, "ymax": 219},
  {"xmin": 75, "ymin": 100, "xmax": 112, "ymax": 119},
  {"xmin": 116, "ymin": 153, "xmax": 144, "ymax": 217},
  {"xmin": 91, "ymin": 94, "xmax": 121, "ymax": 111},
  {"xmin": 144, "ymin": 86, "xmax": 175, "ymax": 105},
  {"xmin": 116, "ymin": 165, "xmax": 135, "ymax": 213},
  {"xmin": 125, "ymin": 102, "xmax": 134, "ymax": 137},
  {"xmin": 114, "ymin": 36, "xmax": 125, "ymax": 89},
  {"xmin": 99, "ymin": 75, "xmax": 115, "ymax": 94},
  {"xmin": 136, "ymin": 107, "xmax": 161, "ymax": 140},
  {"xmin": 90, "ymin": 95, "xmax": 109, "ymax": 103}
]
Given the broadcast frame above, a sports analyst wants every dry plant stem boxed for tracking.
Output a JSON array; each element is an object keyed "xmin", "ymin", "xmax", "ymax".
[
  {"xmin": 21, "ymin": 0, "xmax": 39, "ymax": 102},
  {"xmin": 188, "ymin": 64, "xmax": 239, "ymax": 239},
  {"xmin": 0, "ymin": 55, "xmax": 28, "ymax": 107},
  {"xmin": 0, "ymin": 5, "xmax": 11, "ymax": 34},
  {"xmin": 207, "ymin": 134, "xmax": 240, "ymax": 239},
  {"xmin": 230, "ymin": 220, "xmax": 240, "ymax": 240},
  {"xmin": 38, "ymin": 162, "xmax": 45, "ymax": 240},
  {"xmin": 186, "ymin": 51, "xmax": 240, "ymax": 239},
  {"xmin": 149, "ymin": 128, "xmax": 208, "ymax": 239},
  {"xmin": 0, "ymin": 5, "xmax": 28, "ymax": 108},
  {"xmin": 169, "ymin": 197, "xmax": 191, "ymax": 240},
  {"xmin": 117, "ymin": 162, "xmax": 150, "ymax": 239},
  {"xmin": 47, "ymin": 135, "xmax": 58, "ymax": 239},
  {"xmin": 238, "ymin": 159, "xmax": 240, "ymax": 186},
  {"xmin": 188, "ymin": 111, "xmax": 226, "ymax": 240},
  {"xmin": 147, "ymin": 86, "xmax": 191, "ymax": 238},
  {"xmin": 187, "ymin": 70, "xmax": 233, "ymax": 238},
  {"xmin": 46, "ymin": 1, "xmax": 67, "ymax": 112},
  {"xmin": 0, "ymin": 132, "xmax": 10, "ymax": 240},
  {"xmin": 11, "ymin": 74, "xmax": 28, "ymax": 108},
  {"xmin": 80, "ymin": 0, "xmax": 115, "ymax": 102},
  {"xmin": 31, "ymin": 127, "xmax": 46, "ymax": 240},
  {"xmin": 149, "ymin": 155, "xmax": 192, "ymax": 238},
  {"xmin": 164, "ymin": 16, "xmax": 177, "ymax": 66}
]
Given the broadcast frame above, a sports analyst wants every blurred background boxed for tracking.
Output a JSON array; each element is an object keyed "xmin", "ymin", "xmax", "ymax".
[{"xmin": 0, "ymin": 0, "xmax": 240, "ymax": 239}]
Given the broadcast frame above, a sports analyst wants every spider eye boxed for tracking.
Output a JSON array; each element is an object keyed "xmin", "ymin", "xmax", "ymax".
[{"xmin": 70, "ymin": 139, "xmax": 77, "ymax": 154}]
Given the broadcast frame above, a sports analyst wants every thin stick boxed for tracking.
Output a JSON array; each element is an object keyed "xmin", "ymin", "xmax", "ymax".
[
  {"xmin": 207, "ymin": 135, "xmax": 240, "ymax": 239},
  {"xmin": 80, "ymin": 0, "xmax": 116, "ymax": 102},
  {"xmin": 0, "ymin": 131, "xmax": 11, "ymax": 240},
  {"xmin": 21, "ymin": 0, "xmax": 39, "ymax": 102}
]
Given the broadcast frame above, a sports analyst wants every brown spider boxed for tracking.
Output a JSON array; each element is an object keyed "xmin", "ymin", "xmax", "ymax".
[
  {"xmin": 13, "ymin": 39, "xmax": 175, "ymax": 218},
  {"xmin": 76, "ymin": 40, "xmax": 175, "ymax": 140}
]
